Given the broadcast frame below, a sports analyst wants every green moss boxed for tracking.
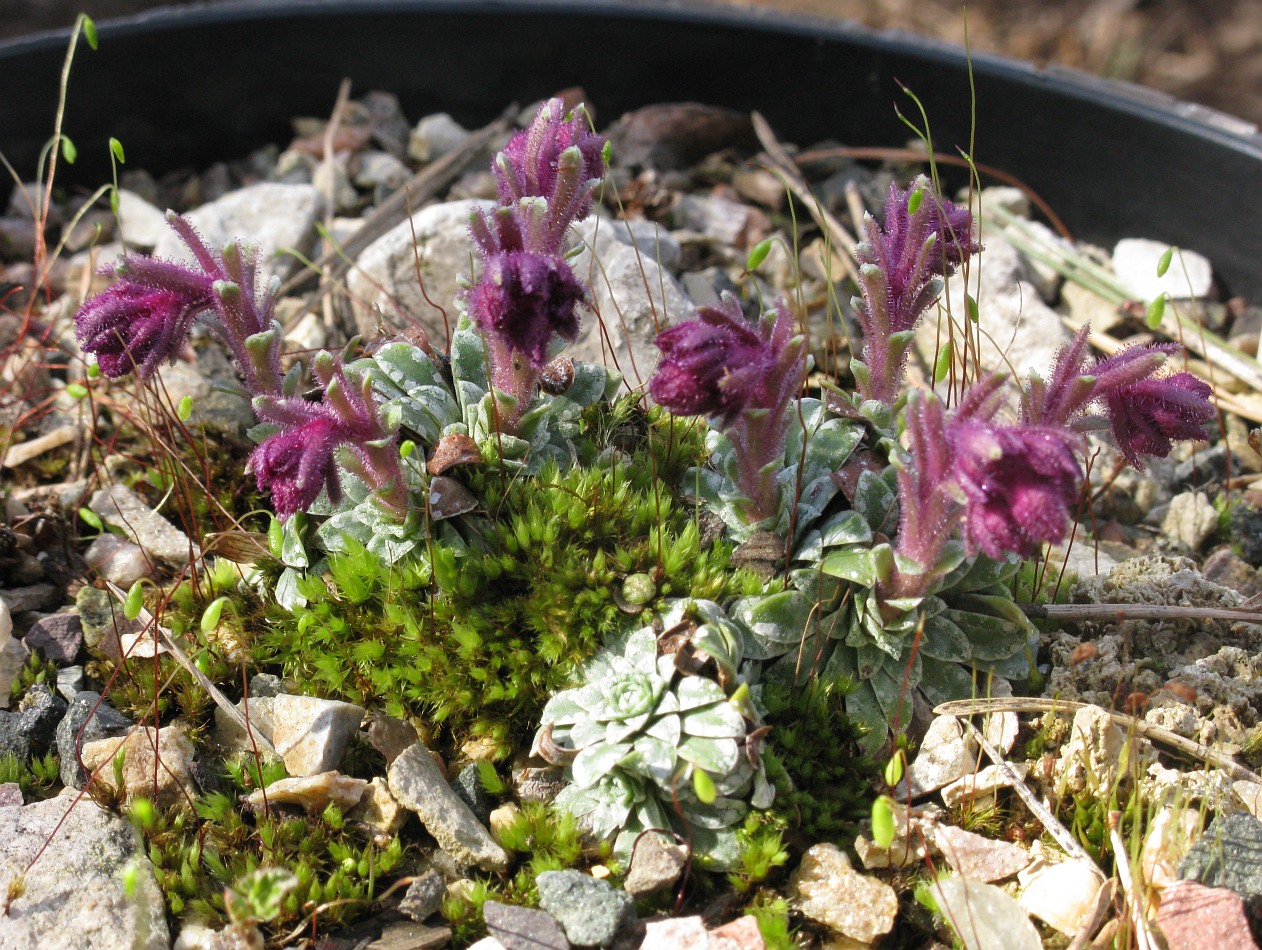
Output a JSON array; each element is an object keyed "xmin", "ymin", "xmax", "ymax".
[
  {"xmin": 129, "ymin": 754, "xmax": 403, "ymax": 932},
  {"xmin": 762, "ymin": 679, "xmax": 877, "ymax": 841},
  {"xmin": 252, "ymin": 402, "xmax": 759, "ymax": 755},
  {"xmin": 0, "ymin": 752, "xmax": 60, "ymax": 801}
]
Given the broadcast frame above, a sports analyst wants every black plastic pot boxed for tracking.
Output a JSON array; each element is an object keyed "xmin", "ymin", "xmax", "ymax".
[{"xmin": 2, "ymin": 0, "xmax": 1260, "ymax": 297}]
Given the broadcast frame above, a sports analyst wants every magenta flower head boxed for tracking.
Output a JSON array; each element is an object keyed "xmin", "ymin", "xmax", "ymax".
[
  {"xmin": 652, "ymin": 294, "xmax": 806, "ymax": 522},
  {"xmin": 468, "ymin": 250, "xmax": 585, "ymax": 370},
  {"xmin": 650, "ymin": 296, "xmax": 776, "ymax": 423},
  {"xmin": 1100, "ymin": 366, "xmax": 1214, "ymax": 469},
  {"xmin": 247, "ymin": 408, "xmax": 347, "ymax": 517},
  {"xmin": 949, "ymin": 420, "xmax": 1082, "ymax": 559},
  {"xmin": 75, "ymin": 278, "xmax": 211, "ymax": 380},
  {"xmin": 853, "ymin": 175, "xmax": 980, "ymax": 404},
  {"xmin": 496, "ymin": 98, "xmax": 606, "ymax": 234}
]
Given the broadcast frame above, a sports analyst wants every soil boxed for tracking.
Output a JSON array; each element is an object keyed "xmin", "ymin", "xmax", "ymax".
[{"xmin": 2, "ymin": 0, "xmax": 1260, "ymax": 128}]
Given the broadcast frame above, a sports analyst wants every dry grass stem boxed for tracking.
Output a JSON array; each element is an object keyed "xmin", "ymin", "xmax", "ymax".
[{"xmin": 937, "ymin": 697, "xmax": 1262, "ymax": 785}]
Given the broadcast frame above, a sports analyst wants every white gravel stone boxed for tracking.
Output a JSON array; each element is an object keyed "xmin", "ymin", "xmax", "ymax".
[
  {"xmin": 1162, "ymin": 490, "xmax": 1219, "ymax": 550},
  {"xmin": 114, "ymin": 190, "xmax": 169, "ymax": 250},
  {"xmin": 788, "ymin": 843, "xmax": 897, "ymax": 944},
  {"xmin": 902, "ymin": 715, "xmax": 977, "ymax": 797},
  {"xmin": 932, "ymin": 876, "xmax": 1042, "ymax": 950},
  {"xmin": 934, "ymin": 824, "xmax": 1033, "ymax": 882},
  {"xmin": 1017, "ymin": 856, "xmax": 1106, "ymax": 936},
  {"xmin": 0, "ymin": 599, "xmax": 24, "ymax": 711},
  {"xmin": 408, "ymin": 112, "xmax": 472, "ymax": 164},
  {"xmin": 84, "ymin": 534, "xmax": 152, "ymax": 589},
  {"xmin": 1112, "ymin": 237, "xmax": 1213, "ymax": 300},
  {"xmin": 269, "ymin": 694, "xmax": 364, "ymax": 776},
  {"xmin": 245, "ymin": 772, "xmax": 367, "ymax": 814},
  {"xmin": 89, "ymin": 483, "xmax": 198, "ymax": 566},
  {"xmin": 346, "ymin": 198, "xmax": 491, "ymax": 340}
]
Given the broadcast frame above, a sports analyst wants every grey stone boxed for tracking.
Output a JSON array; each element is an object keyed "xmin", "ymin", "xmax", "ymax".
[
  {"xmin": 934, "ymin": 824, "xmax": 1032, "ymax": 883},
  {"xmin": 269, "ymin": 694, "xmax": 364, "ymax": 776},
  {"xmin": 0, "ymin": 784, "xmax": 21, "ymax": 807},
  {"xmin": 244, "ymin": 772, "xmax": 367, "ymax": 815},
  {"xmin": 153, "ymin": 181, "xmax": 323, "ymax": 282},
  {"xmin": 74, "ymin": 586, "xmax": 132, "ymax": 660},
  {"xmin": 483, "ymin": 899, "xmax": 571, "ymax": 950},
  {"xmin": 568, "ymin": 224, "xmax": 695, "ymax": 392},
  {"xmin": 0, "ymin": 599, "xmax": 27, "ymax": 710},
  {"xmin": 154, "ymin": 341, "xmax": 254, "ymax": 435},
  {"xmin": 787, "ymin": 843, "xmax": 897, "ymax": 944},
  {"xmin": 399, "ymin": 869, "xmax": 446, "ymax": 922},
  {"xmin": 114, "ymin": 190, "xmax": 169, "ymax": 250},
  {"xmin": 673, "ymin": 192, "xmax": 765, "ymax": 248},
  {"xmin": 17, "ymin": 684, "xmax": 66, "ymax": 755},
  {"xmin": 80, "ymin": 725, "xmax": 200, "ymax": 809},
  {"xmin": 1179, "ymin": 812, "xmax": 1262, "ymax": 901},
  {"xmin": 1163, "ymin": 491, "xmax": 1220, "ymax": 551},
  {"xmin": 1174, "ymin": 444, "xmax": 1239, "ymax": 490},
  {"xmin": 0, "ymin": 582, "xmax": 58, "ymax": 614},
  {"xmin": 451, "ymin": 762, "xmax": 492, "ymax": 823},
  {"xmin": 23, "ymin": 613, "xmax": 82, "ymax": 664},
  {"xmin": 55, "ymin": 666, "xmax": 83, "ymax": 701},
  {"xmin": 388, "ymin": 743, "xmax": 510, "ymax": 872},
  {"xmin": 365, "ymin": 921, "xmax": 452, "ymax": 950},
  {"xmin": 1155, "ymin": 881, "xmax": 1257, "ymax": 950},
  {"xmin": 55, "ymin": 690, "xmax": 133, "ymax": 787},
  {"xmin": 346, "ymin": 198, "xmax": 491, "ymax": 340},
  {"xmin": 366, "ymin": 710, "xmax": 418, "ymax": 765},
  {"xmin": 1230, "ymin": 500, "xmax": 1262, "ymax": 567},
  {"xmin": 931, "ymin": 876, "xmax": 1042, "ymax": 950},
  {"xmin": 535, "ymin": 870, "xmax": 634, "ymax": 948},
  {"xmin": 0, "ymin": 788, "xmax": 169, "ymax": 949},
  {"xmin": 922, "ymin": 229, "xmax": 1072, "ymax": 381},
  {"xmin": 512, "ymin": 764, "xmax": 565, "ymax": 805},
  {"xmin": 624, "ymin": 831, "xmax": 687, "ymax": 897},
  {"xmin": 408, "ymin": 112, "xmax": 472, "ymax": 164},
  {"xmin": 353, "ymin": 150, "xmax": 410, "ymax": 194},
  {"xmin": 575, "ymin": 216, "xmax": 683, "ymax": 274},
  {"xmin": 0, "ymin": 712, "xmax": 29, "ymax": 761},
  {"xmin": 89, "ymin": 483, "xmax": 198, "ymax": 566},
  {"xmin": 902, "ymin": 715, "xmax": 976, "ymax": 797},
  {"xmin": 1112, "ymin": 237, "xmax": 1213, "ymax": 300},
  {"xmin": 83, "ymin": 534, "xmax": 152, "ymax": 589}
]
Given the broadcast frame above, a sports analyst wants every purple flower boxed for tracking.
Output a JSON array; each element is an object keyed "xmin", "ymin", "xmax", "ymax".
[
  {"xmin": 497, "ymin": 98, "xmax": 605, "ymax": 222},
  {"xmin": 468, "ymin": 251, "xmax": 586, "ymax": 369},
  {"xmin": 853, "ymin": 176, "xmax": 979, "ymax": 404},
  {"xmin": 75, "ymin": 277, "xmax": 212, "ymax": 379},
  {"xmin": 1101, "ymin": 370, "xmax": 1215, "ymax": 469},
  {"xmin": 247, "ymin": 411, "xmax": 347, "ymax": 518},
  {"xmin": 949, "ymin": 420, "xmax": 1082, "ymax": 559},
  {"xmin": 650, "ymin": 299, "xmax": 774, "ymax": 422}
]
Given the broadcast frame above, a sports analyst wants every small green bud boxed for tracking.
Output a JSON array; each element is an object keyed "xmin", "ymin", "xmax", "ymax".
[
  {"xmin": 883, "ymin": 751, "xmax": 904, "ymax": 787},
  {"xmin": 745, "ymin": 238, "xmax": 773, "ymax": 273},
  {"xmin": 933, "ymin": 340, "xmax": 953, "ymax": 384},
  {"xmin": 601, "ymin": 140, "xmax": 613, "ymax": 166},
  {"xmin": 60, "ymin": 136, "xmax": 77, "ymax": 165},
  {"xmin": 79, "ymin": 507, "xmax": 103, "ymax": 531},
  {"xmin": 123, "ymin": 580, "xmax": 145, "ymax": 620},
  {"xmin": 109, "ymin": 137, "xmax": 126, "ymax": 163},
  {"xmin": 399, "ymin": 439, "xmax": 416, "ymax": 459},
  {"xmin": 81, "ymin": 15, "xmax": 98, "ymax": 50},
  {"xmin": 200, "ymin": 596, "xmax": 227, "ymax": 634},
  {"xmin": 1156, "ymin": 246, "xmax": 1175, "ymax": 278},
  {"xmin": 129, "ymin": 797, "xmax": 156, "ymax": 830},
  {"xmin": 907, "ymin": 188, "xmax": 924, "ymax": 215},
  {"xmin": 267, "ymin": 518, "xmax": 283, "ymax": 560},
  {"xmin": 871, "ymin": 796, "xmax": 896, "ymax": 849},
  {"xmin": 65, "ymin": 382, "xmax": 88, "ymax": 400},
  {"xmin": 965, "ymin": 293, "xmax": 980, "ymax": 324},
  {"xmin": 1146, "ymin": 294, "xmax": 1166, "ymax": 329},
  {"xmin": 176, "ymin": 395, "xmax": 193, "ymax": 422},
  {"xmin": 109, "ymin": 189, "xmax": 120, "ymax": 217},
  {"xmin": 86, "ymin": 362, "xmax": 100, "ymax": 378},
  {"xmin": 692, "ymin": 767, "xmax": 717, "ymax": 805}
]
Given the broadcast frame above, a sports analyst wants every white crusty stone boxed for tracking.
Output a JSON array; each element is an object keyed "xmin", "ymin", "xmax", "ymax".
[{"xmin": 269, "ymin": 694, "xmax": 365, "ymax": 776}]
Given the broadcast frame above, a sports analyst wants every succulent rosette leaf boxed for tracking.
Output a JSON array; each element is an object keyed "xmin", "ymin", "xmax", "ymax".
[{"xmin": 537, "ymin": 603, "xmax": 773, "ymax": 868}]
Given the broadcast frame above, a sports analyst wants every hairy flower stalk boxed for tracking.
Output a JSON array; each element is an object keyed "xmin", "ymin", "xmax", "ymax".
[
  {"xmin": 248, "ymin": 353, "xmax": 406, "ymax": 519},
  {"xmin": 75, "ymin": 212, "xmax": 285, "ymax": 395},
  {"xmin": 465, "ymin": 98, "xmax": 606, "ymax": 431},
  {"xmin": 851, "ymin": 176, "xmax": 978, "ymax": 405},
  {"xmin": 651, "ymin": 294, "xmax": 806, "ymax": 523}
]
